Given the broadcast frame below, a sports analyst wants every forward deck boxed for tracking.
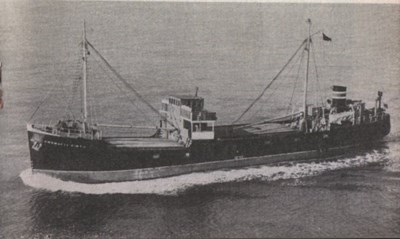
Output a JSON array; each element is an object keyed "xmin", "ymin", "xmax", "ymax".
[{"xmin": 104, "ymin": 137, "xmax": 185, "ymax": 149}]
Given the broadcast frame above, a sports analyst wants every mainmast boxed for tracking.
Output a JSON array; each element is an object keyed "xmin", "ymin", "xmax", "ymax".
[
  {"xmin": 303, "ymin": 18, "xmax": 312, "ymax": 133},
  {"xmin": 82, "ymin": 21, "xmax": 88, "ymax": 132},
  {"xmin": 0, "ymin": 62, "xmax": 2, "ymax": 86},
  {"xmin": 0, "ymin": 62, "xmax": 3, "ymax": 109}
]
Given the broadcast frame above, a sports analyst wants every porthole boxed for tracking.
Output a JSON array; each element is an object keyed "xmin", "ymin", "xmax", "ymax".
[{"xmin": 153, "ymin": 154, "xmax": 160, "ymax": 159}]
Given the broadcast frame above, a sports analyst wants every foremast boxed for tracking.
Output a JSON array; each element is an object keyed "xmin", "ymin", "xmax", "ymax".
[
  {"xmin": 303, "ymin": 19, "xmax": 312, "ymax": 133},
  {"xmin": 82, "ymin": 21, "xmax": 88, "ymax": 132}
]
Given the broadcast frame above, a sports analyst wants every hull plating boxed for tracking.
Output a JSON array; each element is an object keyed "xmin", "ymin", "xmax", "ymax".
[
  {"xmin": 32, "ymin": 144, "xmax": 358, "ymax": 183},
  {"xmin": 28, "ymin": 115, "xmax": 390, "ymax": 183}
]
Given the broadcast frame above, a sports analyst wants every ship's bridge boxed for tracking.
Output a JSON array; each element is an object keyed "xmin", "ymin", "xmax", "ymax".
[{"xmin": 160, "ymin": 95, "xmax": 217, "ymax": 142}]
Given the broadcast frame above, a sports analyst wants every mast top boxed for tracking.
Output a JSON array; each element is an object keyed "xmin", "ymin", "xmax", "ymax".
[{"xmin": 83, "ymin": 20, "xmax": 87, "ymax": 45}]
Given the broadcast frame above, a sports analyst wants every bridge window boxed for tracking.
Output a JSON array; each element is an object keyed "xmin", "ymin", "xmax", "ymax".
[
  {"xmin": 193, "ymin": 122, "xmax": 213, "ymax": 132},
  {"xmin": 168, "ymin": 98, "xmax": 181, "ymax": 106}
]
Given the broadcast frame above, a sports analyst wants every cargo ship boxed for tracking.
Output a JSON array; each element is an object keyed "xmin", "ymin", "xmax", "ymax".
[{"xmin": 27, "ymin": 20, "xmax": 390, "ymax": 183}]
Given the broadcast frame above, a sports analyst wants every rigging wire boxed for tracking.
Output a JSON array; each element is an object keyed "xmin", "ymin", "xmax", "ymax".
[
  {"xmin": 59, "ymin": 79, "xmax": 78, "ymax": 121},
  {"xmin": 232, "ymin": 38, "xmax": 307, "ymax": 124},
  {"xmin": 90, "ymin": 51, "xmax": 156, "ymax": 125},
  {"xmin": 248, "ymin": 80, "xmax": 282, "ymax": 121},
  {"xmin": 28, "ymin": 80, "xmax": 59, "ymax": 122},
  {"xmin": 247, "ymin": 46, "xmax": 306, "ymax": 123},
  {"xmin": 311, "ymin": 41, "xmax": 326, "ymax": 107},
  {"xmin": 287, "ymin": 49, "xmax": 306, "ymax": 115},
  {"xmin": 85, "ymin": 56, "xmax": 96, "ymax": 126},
  {"xmin": 65, "ymin": 44, "xmax": 84, "ymax": 120},
  {"xmin": 87, "ymin": 57, "xmax": 101, "ymax": 126},
  {"xmin": 274, "ymin": 43, "xmax": 306, "ymax": 115},
  {"xmin": 87, "ymin": 40, "xmax": 178, "ymax": 130},
  {"xmin": 89, "ymin": 53, "xmax": 105, "ymax": 126},
  {"xmin": 29, "ymin": 66, "xmax": 76, "ymax": 122}
]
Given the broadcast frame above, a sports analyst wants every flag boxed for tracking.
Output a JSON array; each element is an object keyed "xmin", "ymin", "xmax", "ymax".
[{"xmin": 322, "ymin": 33, "xmax": 332, "ymax": 41}]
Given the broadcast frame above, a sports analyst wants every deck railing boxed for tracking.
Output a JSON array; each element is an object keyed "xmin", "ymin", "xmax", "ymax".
[{"xmin": 30, "ymin": 123, "xmax": 102, "ymax": 140}]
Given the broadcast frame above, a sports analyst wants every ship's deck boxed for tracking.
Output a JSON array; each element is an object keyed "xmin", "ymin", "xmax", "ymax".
[
  {"xmin": 215, "ymin": 123, "xmax": 298, "ymax": 139},
  {"xmin": 104, "ymin": 137, "xmax": 185, "ymax": 149}
]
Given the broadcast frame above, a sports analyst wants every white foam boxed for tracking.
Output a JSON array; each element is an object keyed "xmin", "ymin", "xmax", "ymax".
[
  {"xmin": 20, "ymin": 150, "xmax": 387, "ymax": 195},
  {"xmin": 384, "ymin": 141, "xmax": 400, "ymax": 172}
]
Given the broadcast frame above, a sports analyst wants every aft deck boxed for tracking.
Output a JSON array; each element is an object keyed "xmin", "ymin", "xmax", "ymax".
[{"xmin": 215, "ymin": 123, "xmax": 298, "ymax": 139}]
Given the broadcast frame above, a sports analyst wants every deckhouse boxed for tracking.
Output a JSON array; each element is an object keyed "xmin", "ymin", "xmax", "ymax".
[{"xmin": 160, "ymin": 94, "xmax": 217, "ymax": 143}]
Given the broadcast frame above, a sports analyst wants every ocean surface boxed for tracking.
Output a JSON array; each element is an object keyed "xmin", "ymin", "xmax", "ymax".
[{"xmin": 1, "ymin": 1, "xmax": 400, "ymax": 238}]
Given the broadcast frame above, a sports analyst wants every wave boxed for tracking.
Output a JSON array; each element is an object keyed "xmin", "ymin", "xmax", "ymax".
[{"xmin": 20, "ymin": 150, "xmax": 388, "ymax": 195}]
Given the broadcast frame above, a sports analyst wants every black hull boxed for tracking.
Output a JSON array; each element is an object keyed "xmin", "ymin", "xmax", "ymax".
[{"xmin": 28, "ymin": 115, "xmax": 390, "ymax": 182}]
